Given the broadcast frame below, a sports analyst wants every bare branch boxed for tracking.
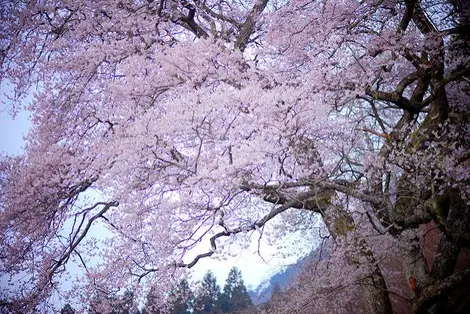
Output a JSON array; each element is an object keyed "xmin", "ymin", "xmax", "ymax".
[{"xmin": 177, "ymin": 189, "xmax": 318, "ymax": 269}]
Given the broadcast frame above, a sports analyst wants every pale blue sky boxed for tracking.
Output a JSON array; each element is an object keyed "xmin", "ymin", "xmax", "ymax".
[
  {"xmin": 0, "ymin": 108, "xmax": 31, "ymax": 155},
  {"xmin": 0, "ymin": 80, "xmax": 32, "ymax": 155}
]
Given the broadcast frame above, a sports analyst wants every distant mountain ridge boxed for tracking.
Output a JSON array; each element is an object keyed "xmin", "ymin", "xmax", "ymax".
[
  {"xmin": 248, "ymin": 253, "xmax": 314, "ymax": 304},
  {"xmin": 248, "ymin": 240, "xmax": 332, "ymax": 305},
  {"xmin": 248, "ymin": 264, "xmax": 298, "ymax": 304}
]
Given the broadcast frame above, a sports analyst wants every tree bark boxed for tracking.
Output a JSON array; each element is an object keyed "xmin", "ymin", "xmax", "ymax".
[{"xmin": 323, "ymin": 206, "xmax": 393, "ymax": 314}]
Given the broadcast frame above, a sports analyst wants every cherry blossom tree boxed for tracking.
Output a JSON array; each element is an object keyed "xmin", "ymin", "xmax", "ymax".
[{"xmin": 1, "ymin": 0, "xmax": 469, "ymax": 313}]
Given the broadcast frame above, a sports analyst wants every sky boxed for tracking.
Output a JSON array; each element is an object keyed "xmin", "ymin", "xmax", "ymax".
[
  {"xmin": 188, "ymin": 226, "xmax": 315, "ymax": 289},
  {"xmin": 0, "ymin": 103, "xmax": 31, "ymax": 156},
  {"xmin": 0, "ymin": 95, "xmax": 315, "ymax": 291}
]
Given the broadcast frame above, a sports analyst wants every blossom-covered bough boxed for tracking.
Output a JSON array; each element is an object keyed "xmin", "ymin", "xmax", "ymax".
[{"xmin": 1, "ymin": 0, "xmax": 469, "ymax": 313}]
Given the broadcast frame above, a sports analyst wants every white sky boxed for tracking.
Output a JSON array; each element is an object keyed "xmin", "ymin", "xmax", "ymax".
[{"xmin": 188, "ymin": 227, "xmax": 316, "ymax": 289}]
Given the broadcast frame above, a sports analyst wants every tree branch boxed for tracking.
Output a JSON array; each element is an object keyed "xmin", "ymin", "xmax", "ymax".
[
  {"xmin": 49, "ymin": 201, "xmax": 119, "ymax": 281},
  {"xmin": 412, "ymin": 269, "xmax": 470, "ymax": 314},
  {"xmin": 397, "ymin": 0, "xmax": 417, "ymax": 34},
  {"xmin": 365, "ymin": 86, "xmax": 423, "ymax": 114},
  {"xmin": 234, "ymin": 0, "xmax": 268, "ymax": 51},
  {"xmin": 177, "ymin": 189, "xmax": 318, "ymax": 269}
]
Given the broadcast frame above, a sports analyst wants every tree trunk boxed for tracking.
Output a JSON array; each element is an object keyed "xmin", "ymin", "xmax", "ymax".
[{"xmin": 323, "ymin": 206, "xmax": 394, "ymax": 314}]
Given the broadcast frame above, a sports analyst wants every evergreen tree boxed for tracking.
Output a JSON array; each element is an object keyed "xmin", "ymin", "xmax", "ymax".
[
  {"xmin": 193, "ymin": 271, "xmax": 221, "ymax": 314},
  {"xmin": 216, "ymin": 292, "xmax": 230, "ymax": 313},
  {"xmin": 116, "ymin": 289, "xmax": 140, "ymax": 314},
  {"xmin": 142, "ymin": 285, "xmax": 165, "ymax": 314},
  {"xmin": 88, "ymin": 290, "xmax": 140, "ymax": 314},
  {"xmin": 169, "ymin": 279, "xmax": 194, "ymax": 314},
  {"xmin": 220, "ymin": 267, "xmax": 252, "ymax": 313},
  {"xmin": 88, "ymin": 292, "xmax": 112, "ymax": 314},
  {"xmin": 60, "ymin": 304, "xmax": 76, "ymax": 314}
]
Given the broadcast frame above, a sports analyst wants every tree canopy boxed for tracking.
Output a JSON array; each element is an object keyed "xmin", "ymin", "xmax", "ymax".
[{"xmin": 1, "ymin": 0, "xmax": 469, "ymax": 313}]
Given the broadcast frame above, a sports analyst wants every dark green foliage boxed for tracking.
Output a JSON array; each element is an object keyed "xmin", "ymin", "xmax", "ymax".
[
  {"xmin": 142, "ymin": 285, "xmax": 163, "ymax": 314},
  {"xmin": 142, "ymin": 269, "xmax": 252, "ymax": 314},
  {"xmin": 193, "ymin": 271, "xmax": 222, "ymax": 314},
  {"xmin": 219, "ymin": 267, "xmax": 252, "ymax": 313},
  {"xmin": 88, "ymin": 289, "xmax": 140, "ymax": 314},
  {"xmin": 117, "ymin": 289, "xmax": 141, "ymax": 314},
  {"xmin": 60, "ymin": 303, "xmax": 76, "ymax": 314},
  {"xmin": 88, "ymin": 292, "xmax": 110, "ymax": 314},
  {"xmin": 169, "ymin": 279, "xmax": 194, "ymax": 314}
]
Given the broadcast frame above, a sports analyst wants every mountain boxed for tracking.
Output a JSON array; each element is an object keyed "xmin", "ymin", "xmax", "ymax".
[
  {"xmin": 248, "ymin": 263, "xmax": 299, "ymax": 304},
  {"xmin": 248, "ymin": 251, "xmax": 317, "ymax": 305},
  {"xmin": 248, "ymin": 240, "xmax": 333, "ymax": 305}
]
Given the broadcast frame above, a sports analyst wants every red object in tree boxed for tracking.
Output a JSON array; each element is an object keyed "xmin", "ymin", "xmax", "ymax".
[{"xmin": 409, "ymin": 276, "xmax": 418, "ymax": 291}]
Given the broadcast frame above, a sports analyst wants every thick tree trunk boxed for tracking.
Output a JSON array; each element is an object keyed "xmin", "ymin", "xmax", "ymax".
[
  {"xmin": 403, "ymin": 234, "xmax": 434, "ymax": 298},
  {"xmin": 427, "ymin": 190, "xmax": 468, "ymax": 313},
  {"xmin": 361, "ymin": 265, "xmax": 394, "ymax": 314},
  {"xmin": 323, "ymin": 207, "xmax": 393, "ymax": 314}
]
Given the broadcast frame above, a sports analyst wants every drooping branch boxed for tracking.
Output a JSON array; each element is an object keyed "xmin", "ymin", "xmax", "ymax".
[{"xmin": 15, "ymin": 201, "xmax": 120, "ymax": 313}]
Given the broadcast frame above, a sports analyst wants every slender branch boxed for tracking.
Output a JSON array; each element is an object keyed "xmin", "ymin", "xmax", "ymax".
[
  {"xmin": 177, "ymin": 189, "xmax": 318, "ymax": 269},
  {"xmin": 48, "ymin": 201, "xmax": 119, "ymax": 280}
]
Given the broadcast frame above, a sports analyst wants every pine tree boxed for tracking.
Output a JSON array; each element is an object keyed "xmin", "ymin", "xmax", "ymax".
[
  {"xmin": 60, "ymin": 304, "xmax": 76, "ymax": 314},
  {"xmin": 88, "ymin": 290, "xmax": 140, "ymax": 314},
  {"xmin": 142, "ymin": 285, "xmax": 163, "ymax": 314},
  {"xmin": 220, "ymin": 267, "xmax": 252, "ymax": 313},
  {"xmin": 88, "ymin": 292, "xmax": 112, "ymax": 314},
  {"xmin": 169, "ymin": 279, "xmax": 194, "ymax": 314},
  {"xmin": 116, "ymin": 289, "xmax": 140, "ymax": 314},
  {"xmin": 193, "ymin": 271, "xmax": 221, "ymax": 314}
]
